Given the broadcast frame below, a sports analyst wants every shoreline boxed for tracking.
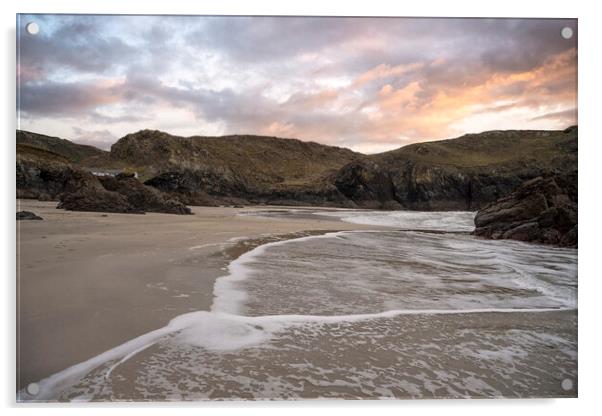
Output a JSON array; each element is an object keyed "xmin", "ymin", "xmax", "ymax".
[
  {"xmin": 16, "ymin": 200, "xmax": 577, "ymax": 400},
  {"xmin": 17, "ymin": 200, "xmax": 380, "ymax": 391}
]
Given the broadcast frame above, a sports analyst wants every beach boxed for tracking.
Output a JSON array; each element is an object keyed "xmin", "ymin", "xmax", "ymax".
[
  {"xmin": 12, "ymin": 12, "xmax": 580, "ymax": 405},
  {"xmin": 16, "ymin": 200, "xmax": 378, "ymax": 392},
  {"xmin": 16, "ymin": 201, "xmax": 577, "ymax": 401}
]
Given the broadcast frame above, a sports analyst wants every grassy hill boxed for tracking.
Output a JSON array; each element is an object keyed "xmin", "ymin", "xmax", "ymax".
[
  {"xmin": 16, "ymin": 143, "xmax": 70, "ymax": 165},
  {"xmin": 16, "ymin": 126, "xmax": 577, "ymax": 210},
  {"xmin": 17, "ymin": 130, "xmax": 107, "ymax": 164},
  {"xmin": 375, "ymin": 127, "xmax": 577, "ymax": 171},
  {"xmin": 358, "ymin": 126, "xmax": 578, "ymax": 210},
  {"xmin": 110, "ymin": 130, "xmax": 362, "ymax": 184}
]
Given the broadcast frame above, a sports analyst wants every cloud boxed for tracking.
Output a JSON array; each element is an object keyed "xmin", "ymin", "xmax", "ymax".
[
  {"xmin": 19, "ymin": 79, "xmax": 124, "ymax": 116},
  {"xmin": 531, "ymin": 108, "xmax": 577, "ymax": 123},
  {"xmin": 71, "ymin": 127, "xmax": 117, "ymax": 150},
  {"xmin": 17, "ymin": 15, "xmax": 578, "ymax": 153},
  {"xmin": 18, "ymin": 16, "xmax": 135, "ymax": 78}
]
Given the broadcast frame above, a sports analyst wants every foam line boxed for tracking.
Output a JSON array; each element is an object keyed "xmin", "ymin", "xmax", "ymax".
[
  {"xmin": 248, "ymin": 307, "xmax": 575, "ymax": 323},
  {"xmin": 314, "ymin": 209, "xmax": 477, "ymax": 232},
  {"xmin": 18, "ymin": 306, "xmax": 574, "ymax": 401},
  {"xmin": 211, "ymin": 231, "xmax": 346, "ymax": 314},
  {"xmin": 17, "ymin": 310, "xmax": 203, "ymax": 402},
  {"xmin": 104, "ymin": 340, "xmax": 158, "ymax": 380},
  {"xmin": 18, "ymin": 226, "xmax": 577, "ymax": 401}
]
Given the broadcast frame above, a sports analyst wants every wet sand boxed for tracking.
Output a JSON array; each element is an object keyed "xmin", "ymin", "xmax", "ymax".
[
  {"xmin": 16, "ymin": 200, "xmax": 376, "ymax": 391},
  {"xmin": 61, "ymin": 309, "xmax": 576, "ymax": 401}
]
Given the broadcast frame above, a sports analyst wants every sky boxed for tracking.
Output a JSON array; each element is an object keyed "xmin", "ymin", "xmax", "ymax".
[{"xmin": 17, "ymin": 15, "xmax": 577, "ymax": 154}]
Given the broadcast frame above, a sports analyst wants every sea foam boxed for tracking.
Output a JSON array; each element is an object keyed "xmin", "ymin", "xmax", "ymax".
[
  {"xmin": 316, "ymin": 210, "xmax": 477, "ymax": 232},
  {"xmin": 18, "ymin": 210, "xmax": 577, "ymax": 401}
]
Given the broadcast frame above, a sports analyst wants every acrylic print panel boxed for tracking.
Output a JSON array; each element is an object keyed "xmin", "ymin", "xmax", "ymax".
[{"xmin": 16, "ymin": 14, "xmax": 577, "ymax": 402}]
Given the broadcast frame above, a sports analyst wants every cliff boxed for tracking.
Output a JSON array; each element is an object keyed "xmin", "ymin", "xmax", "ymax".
[{"xmin": 16, "ymin": 127, "xmax": 577, "ymax": 211}]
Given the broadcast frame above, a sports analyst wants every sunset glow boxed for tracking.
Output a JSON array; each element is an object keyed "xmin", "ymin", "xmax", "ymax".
[{"xmin": 17, "ymin": 15, "xmax": 577, "ymax": 153}]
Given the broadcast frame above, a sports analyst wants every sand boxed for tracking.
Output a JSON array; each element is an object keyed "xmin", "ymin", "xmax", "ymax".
[{"xmin": 16, "ymin": 200, "xmax": 376, "ymax": 391}]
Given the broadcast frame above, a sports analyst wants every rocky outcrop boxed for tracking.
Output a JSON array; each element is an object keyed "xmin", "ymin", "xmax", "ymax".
[
  {"xmin": 99, "ymin": 173, "xmax": 192, "ymax": 215},
  {"xmin": 17, "ymin": 211, "xmax": 43, "ymax": 220},
  {"xmin": 57, "ymin": 170, "xmax": 192, "ymax": 215},
  {"xmin": 18, "ymin": 127, "xmax": 577, "ymax": 211},
  {"xmin": 57, "ymin": 170, "xmax": 141, "ymax": 214},
  {"xmin": 111, "ymin": 129, "xmax": 369, "ymax": 207},
  {"xmin": 332, "ymin": 160, "xmax": 402, "ymax": 209},
  {"xmin": 474, "ymin": 174, "xmax": 577, "ymax": 247},
  {"xmin": 144, "ymin": 170, "xmax": 354, "ymax": 207},
  {"xmin": 110, "ymin": 130, "xmax": 359, "ymax": 182},
  {"xmin": 371, "ymin": 127, "xmax": 577, "ymax": 211},
  {"xmin": 16, "ymin": 145, "xmax": 73, "ymax": 201},
  {"xmin": 385, "ymin": 163, "xmax": 533, "ymax": 211},
  {"xmin": 144, "ymin": 171, "xmax": 234, "ymax": 206},
  {"xmin": 251, "ymin": 183, "xmax": 354, "ymax": 208},
  {"xmin": 330, "ymin": 158, "xmax": 560, "ymax": 211}
]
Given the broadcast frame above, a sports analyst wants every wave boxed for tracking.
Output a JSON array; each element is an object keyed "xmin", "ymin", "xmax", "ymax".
[
  {"xmin": 18, "ymin": 305, "xmax": 573, "ymax": 401},
  {"xmin": 18, "ymin": 212, "xmax": 577, "ymax": 401},
  {"xmin": 316, "ymin": 210, "xmax": 477, "ymax": 232}
]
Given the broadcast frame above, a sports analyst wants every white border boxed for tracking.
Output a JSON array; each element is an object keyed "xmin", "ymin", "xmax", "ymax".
[{"xmin": 2, "ymin": 0, "xmax": 600, "ymax": 415}]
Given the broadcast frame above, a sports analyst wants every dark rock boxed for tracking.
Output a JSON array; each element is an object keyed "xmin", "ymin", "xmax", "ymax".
[
  {"xmin": 144, "ymin": 171, "xmax": 219, "ymax": 206},
  {"xmin": 502, "ymin": 221, "xmax": 541, "ymax": 241},
  {"xmin": 254, "ymin": 183, "xmax": 354, "ymax": 208},
  {"xmin": 17, "ymin": 211, "xmax": 43, "ymax": 220},
  {"xmin": 16, "ymin": 158, "xmax": 72, "ymax": 201},
  {"xmin": 330, "ymin": 158, "xmax": 541, "ymax": 211},
  {"xmin": 474, "ymin": 174, "xmax": 577, "ymax": 247},
  {"xmin": 99, "ymin": 175, "xmax": 192, "ymax": 215},
  {"xmin": 375, "ymin": 127, "xmax": 577, "ymax": 211},
  {"xmin": 332, "ymin": 160, "xmax": 402, "ymax": 209},
  {"xmin": 144, "ymin": 170, "xmax": 354, "ymax": 208},
  {"xmin": 18, "ymin": 127, "xmax": 577, "ymax": 212},
  {"xmin": 57, "ymin": 170, "xmax": 141, "ymax": 214},
  {"xmin": 560, "ymin": 225, "xmax": 578, "ymax": 247},
  {"xmin": 57, "ymin": 170, "xmax": 191, "ymax": 215},
  {"xmin": 58, "ymin": 188, "xmax": 139, "ymax": 214},
  {"xmin": 115, "ymin": 172, "xmax": 136, "ymax": 180},
  {"xmin": 388, "ymin": 163, "xmax": 478, "ymax": 210}
]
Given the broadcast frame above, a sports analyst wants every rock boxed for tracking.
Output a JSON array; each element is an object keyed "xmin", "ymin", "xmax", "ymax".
[
  {"xmin": 16, "ymin": 155, "xmax": 72, "ymax": 201},
  {"xmin": 57, "ymin": 170, "xmax": 141, "ymax": 214},
  {"xmin": 332, "ymin": 160, "xmax": 402, "ymax": 209},
  {"xmin": 502, "ymin": 221, "xmax": 541, "ymax": 241},
  {"xmin": 144, "ymin": 171, "xmax": 219, "ymax": 206},
  {"xmin": 126, "ymin": 128, "xmax": 574, "ymax": 210},
  {"xmin": 99, "ymin": 175, "xmax": 192, "ymax": 215},
  {"xmin": 18, "ymin": 127, "xmax": 577, "ymax": 211},
  {"xmin": 57, "ymin": 170, "xmax": 191, "ymax": 215},
  {"xmin": 474, "ymin": 174, "xmax": 577, "ymax": 247},
  {"xmin": 115, "ymin": 172, "xmax": 136, "ymax": 180},
  {"xmin": 144, "ymin": 170, "xmax": 353, "ymax": 208},
  {"xmin": 58, "ymin": 188, "xmax": 139, "ymax": 214},
  {"xmin": 16, "ymin": 211, "xmax": 43, "ymax": 220},
  {"xmin": 560, "ymin": 225, "xmax": 578, "ymax": 247},
  {"xmin": 375, "ymin": 127, "xmax": 577, "ymax": 211}
]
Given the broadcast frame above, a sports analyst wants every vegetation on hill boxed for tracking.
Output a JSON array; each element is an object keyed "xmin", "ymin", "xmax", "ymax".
[
  {"xmin": 16, "ymin": 127, "xmax": 578, "ymax": 211},
  {"xmin": 353, "ymin": 126, "xmax": 578, "ymax": 210},
  {"xmin": 110, "ymin": 130, "xmax": 361, "ymax": 183},
  {"xmin": 375, "ymin": 127, "xmax": 577, "ymax": 170},
  {"xmin": 17, "ymin": 130, "xmax": 107, "ymax": 164}
]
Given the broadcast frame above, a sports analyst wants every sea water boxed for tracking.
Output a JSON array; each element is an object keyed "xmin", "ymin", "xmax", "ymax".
[{"xmin": 19, "ymin": 210, "xmax": 577, "ymax": 401}]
